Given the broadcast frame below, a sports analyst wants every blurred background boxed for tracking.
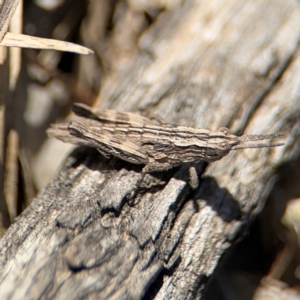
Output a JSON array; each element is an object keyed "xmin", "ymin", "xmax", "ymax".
[{"xmin": 3, "ymin": 0, "xmax": 160, "ymax": 213}]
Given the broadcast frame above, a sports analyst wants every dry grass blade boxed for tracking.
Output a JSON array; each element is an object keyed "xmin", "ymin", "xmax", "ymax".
[{"xmin": 1, "ymin": 32, "xmax": 94, "ymax": 55}]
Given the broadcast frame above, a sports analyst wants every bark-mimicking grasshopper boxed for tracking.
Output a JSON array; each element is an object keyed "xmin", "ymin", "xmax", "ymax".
[{"xmin": 48, "ymin": 103, "xmax": 284, "ymax": 189}]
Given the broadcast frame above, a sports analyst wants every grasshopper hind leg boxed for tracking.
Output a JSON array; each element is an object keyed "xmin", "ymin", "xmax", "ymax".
[{"xmin": 97, "ymin": 148, "xmax": 113, "ymax": 159}]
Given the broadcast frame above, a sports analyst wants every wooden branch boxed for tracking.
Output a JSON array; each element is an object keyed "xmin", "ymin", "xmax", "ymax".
[{"xmin": 0, "ymin": 0, "xmax": 300, "ymax": 299}]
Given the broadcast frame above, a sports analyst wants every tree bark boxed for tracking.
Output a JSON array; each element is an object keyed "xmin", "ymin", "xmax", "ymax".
[{"xmin": 0, "ymin": 0, "xmax": 300, "ymax": 299}]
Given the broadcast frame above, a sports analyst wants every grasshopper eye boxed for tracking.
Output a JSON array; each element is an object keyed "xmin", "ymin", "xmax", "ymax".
[{"xmin": 219, "ymin": 127, "xmax": 230, "ymax": 136}]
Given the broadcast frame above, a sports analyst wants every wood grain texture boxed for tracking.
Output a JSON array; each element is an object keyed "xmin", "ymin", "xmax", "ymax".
[{"xmin": 1, "ymin": 0, "xmax": 300, "ymax": 299}]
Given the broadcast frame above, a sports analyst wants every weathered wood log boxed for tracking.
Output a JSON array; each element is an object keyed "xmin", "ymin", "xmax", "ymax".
[{"xmin": 0, "ymin": 0, "xmax": 300, "ymax": 299}]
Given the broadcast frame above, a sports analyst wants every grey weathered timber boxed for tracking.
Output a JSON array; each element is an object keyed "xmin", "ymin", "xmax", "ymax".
[{"xmin": 1, "ymin": 0, "xmax": 300, "ymax": 299}]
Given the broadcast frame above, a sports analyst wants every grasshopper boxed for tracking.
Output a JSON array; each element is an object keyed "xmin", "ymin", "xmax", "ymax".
[{"xmin": 48, "ymin": 103, "xmax": 284, "ymax": 189}]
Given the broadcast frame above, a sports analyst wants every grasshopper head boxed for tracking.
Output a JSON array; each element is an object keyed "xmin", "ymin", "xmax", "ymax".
[
  {"xmin": 205, "ymin": 127, "xmax": 238, "ymax": 162},
  {"xmin": 205, "ymin": 127, "xmax": 284, "ymax": 162}
]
